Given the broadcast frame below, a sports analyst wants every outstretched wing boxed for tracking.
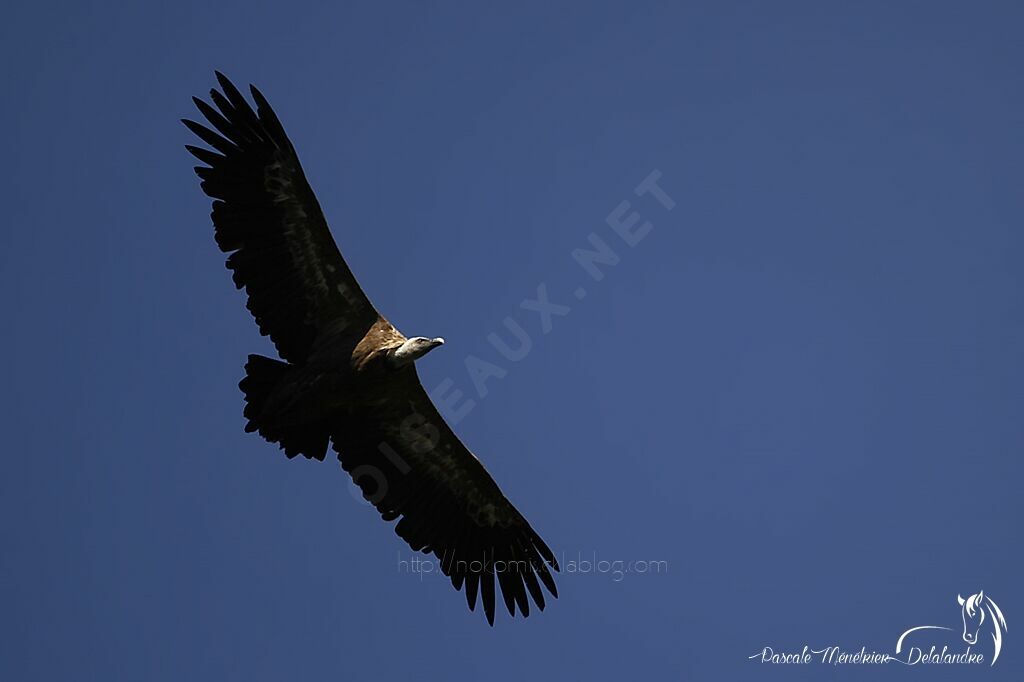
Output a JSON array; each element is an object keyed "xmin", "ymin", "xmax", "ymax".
[
  {"xmin": 184, "ymin": 72, "xmax": 378, "ymax": 363},
  {"xmin": 334, "ymin": 370, "xmax": 559, "ymax": 625}
]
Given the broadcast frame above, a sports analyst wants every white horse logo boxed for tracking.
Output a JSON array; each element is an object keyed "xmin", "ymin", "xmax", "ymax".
[
  {"xmin": 896, "ymin": 591, "xmax": 1008, "ymax": 666},
  {"xmin": 958, "ymin": 591, "xmax": 1007, "ymax": 662}
]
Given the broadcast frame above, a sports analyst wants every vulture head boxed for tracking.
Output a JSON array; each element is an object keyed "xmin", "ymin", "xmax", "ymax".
[{"xmin": 390, "ymin": 336, "xmax": 446, "ymax": 367}]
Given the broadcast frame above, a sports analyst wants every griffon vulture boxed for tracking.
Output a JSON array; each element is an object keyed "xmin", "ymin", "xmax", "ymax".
[{"xmin": 183, "ymin": 72, "xmax": 558, "ymax": 625}]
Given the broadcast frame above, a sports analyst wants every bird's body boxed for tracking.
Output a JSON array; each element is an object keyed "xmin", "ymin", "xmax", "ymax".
[
  {"xmin": 244, "ymin": 324, "xmax": 441, "ymax": 447},
  {"xmin": 184, "ymin": 72, "xmax": 558, "ymax": 625}
]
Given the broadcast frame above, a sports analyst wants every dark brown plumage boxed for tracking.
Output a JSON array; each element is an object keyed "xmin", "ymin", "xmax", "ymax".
[{"xmin": 184, "ymin": 72, "xmax": 558, "ymax": 625}]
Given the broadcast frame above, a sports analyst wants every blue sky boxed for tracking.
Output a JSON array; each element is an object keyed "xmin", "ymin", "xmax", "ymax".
[{"xmin": 1, "ymin": 1, "xmax": 1022, "ymax": 679}]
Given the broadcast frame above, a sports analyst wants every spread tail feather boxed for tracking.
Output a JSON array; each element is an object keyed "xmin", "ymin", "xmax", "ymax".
[{"xmin": 239, "ymin": 354, "xmax": 330, "ymax": 461}]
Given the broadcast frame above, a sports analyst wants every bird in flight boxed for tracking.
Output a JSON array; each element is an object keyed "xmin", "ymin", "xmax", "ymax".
[{"xmin": 183, "ymin": 73, "xmax": 558, "ymax": 625}]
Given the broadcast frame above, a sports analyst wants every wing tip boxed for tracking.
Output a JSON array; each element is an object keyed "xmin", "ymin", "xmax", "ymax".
[{"xmin": 214, "ymin": 70, "xmax": 234, "ymax": 92}]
